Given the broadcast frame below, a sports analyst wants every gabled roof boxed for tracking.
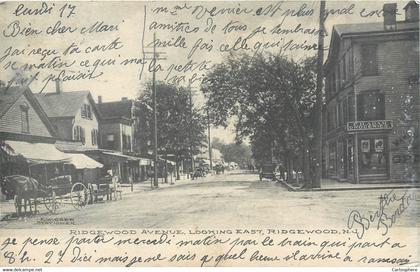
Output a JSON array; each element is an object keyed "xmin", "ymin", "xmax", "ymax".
[
  {"xmin": 0, "ymin": 85, "xmax": 57, "ymax": 137},
  {"xmin": 0, "ymin": 86, "xmax": 27, "ymax": 118},
  {"xmin": 34, "ymin": 91, "xmax": 100, "ymax": 119},
  {"xmin": 97, "ymin": 99, "xmax": 133, "ymax": 120}
]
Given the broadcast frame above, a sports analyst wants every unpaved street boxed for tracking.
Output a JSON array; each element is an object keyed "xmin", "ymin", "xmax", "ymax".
[{"xmin": 1, "ymin": 171, "xmax": 419, "ymax": 230}]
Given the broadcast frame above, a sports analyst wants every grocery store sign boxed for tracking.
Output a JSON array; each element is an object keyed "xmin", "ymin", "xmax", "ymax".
[{"xmin": 347, "ymin": 120, "xmax": 393, "ymax": 131}]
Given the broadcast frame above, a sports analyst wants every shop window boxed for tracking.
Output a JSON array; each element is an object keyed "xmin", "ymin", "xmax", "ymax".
[
  {"xmin": 357, "ymin": 92, "xmax": 385, "ymax": 121},
  {"xmin": 347, "ymin": 138, "xmax": 354, "ymax": 171},
  {"xmin": 359, "ymin": 137, "xmax": 388, "ymax": 176},
  {"xmin": 20, "ymin": 103, "xmax": 29, "ymax": 133},
  {"xmin": 328, "ymin": 142, "xmax": 336, "ymax": 172},
  {"xmin": 361, "ymin": 44, "xmax": 378, "ymax": 76}
]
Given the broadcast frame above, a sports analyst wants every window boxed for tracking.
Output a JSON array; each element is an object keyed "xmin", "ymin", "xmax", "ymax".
[
  {"xmin": 342, "ymin": 56, "xmax": 347, "ymax": 83},
  {"xmin": 329, "ymin": 72, "xmax": 336, "ymax": 97},
  {"xmin": 106, "ymin": 134, "xmax": 115, "ymax": 149},
  {"xmin": 327, "ymin": 107, "xmax": 337, "ymax": 131},
  {"xmin": 81, "ymin": 104, "xmax": 92, "ymax": 119},
  {"xmin": 359, "ymin": 137, "xmax": 388, "ymax": 176},
  {"xmin": 122, "ymin": 134, "xmax": 132, "ymax": 151},
  {"xmin": 348, "ymin": 96, "xmax": 355, "ymax": 121},
  {"xmin": 73, "ymin": 126, "xmax": 85, "ymax": 144},
  {"xmin": 361, "ymin": 44, "xmax": 378, "ymax": 76},
  {"xmin": 20, "ymin": 103, "xmax": 29, "ymax": 133},
  {"xmin": 335, "ymin": 65, "xmax": 340, "ymax": 91},
  {"xmin": 357, "ymin": 91, "xmax": 385, "ymax": 121},
  {"xmin": 91, "ymin": 129, "xmax": 98, "ymax": 146}
]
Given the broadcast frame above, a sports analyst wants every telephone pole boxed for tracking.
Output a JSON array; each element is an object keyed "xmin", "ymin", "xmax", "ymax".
[
  {"xmin": 207, "ymin": 108, "xmax": 213, "ymax": 171},
  {"xmin": 152, "ymin": 33, "xmax": 158, "ymax": 188},
  {"xmin": 188, "ymin": 85, "xmax": 195, "ymax": 176},
  {"xmin": 144, "ymin": 32, "xmax": 166, "ymax": 188},
  {"xmin": 313, "ymin": 0, "xmax": 326, "ymax": 188}
]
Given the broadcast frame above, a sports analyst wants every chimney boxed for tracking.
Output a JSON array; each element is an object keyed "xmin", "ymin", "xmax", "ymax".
[
  {"xmin": 55, "ymin": 78, "xmax": 63, "ymax": 94},
  {"xmin": 383, "ymin": 3, "xmax": 397, "ymax": 31},
  {"xmin": 98, "ymin": 95, "xmax": 102, "ymax": 103},
  {"xmin": 121, "ymin": 97, "xmax": 128, "ymax": 101},
  {"xmin": 404, "ymin": 1, "xmax": 419, "ymax": 22}
]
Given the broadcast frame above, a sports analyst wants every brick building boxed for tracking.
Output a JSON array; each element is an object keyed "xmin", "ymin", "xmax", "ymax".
[{"xmin": 322, "ymin": 1, "xmax": 419, "ymax": 183}]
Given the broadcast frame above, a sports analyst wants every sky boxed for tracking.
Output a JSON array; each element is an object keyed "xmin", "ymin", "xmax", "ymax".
[{"xmin": 0, "ymin": 0, "xmax": 410, "ymax": 143}]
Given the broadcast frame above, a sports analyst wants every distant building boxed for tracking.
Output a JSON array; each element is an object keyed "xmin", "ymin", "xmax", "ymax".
[{"xmin": 323, "ymin": 1, "xmax": 419, "ymax": 183}]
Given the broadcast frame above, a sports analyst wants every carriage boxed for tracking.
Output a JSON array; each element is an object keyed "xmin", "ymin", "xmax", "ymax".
[
  {"xmin": 41, "ymin": 175, "xmax": 90, "ymax": 213},
  {"xmin": 1, "ymin": 175, "xmax": 90, "ymax": 216}
]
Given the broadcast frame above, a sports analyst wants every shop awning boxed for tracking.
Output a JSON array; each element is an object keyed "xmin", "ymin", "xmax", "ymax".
[
  {"xmin": 102, "ymin": 152, "xmax": 140, "ymax": 162},
  {"xmin": 66, "ymin": 153, "xmax": 103, "ymax": 169},
  {"xmin": 4, "ymin": 140, "xmax": 71, "ymax": 165}
]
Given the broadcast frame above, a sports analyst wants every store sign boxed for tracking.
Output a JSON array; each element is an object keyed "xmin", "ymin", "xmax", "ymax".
[{"xmin": 347, "ymin": 120, "xmax": 393, "ymax": 131}]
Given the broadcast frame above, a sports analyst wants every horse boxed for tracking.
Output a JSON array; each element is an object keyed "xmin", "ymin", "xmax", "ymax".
[{"xmin": 1, "ymin": 175, "xmax": 43, "ymax": 218}]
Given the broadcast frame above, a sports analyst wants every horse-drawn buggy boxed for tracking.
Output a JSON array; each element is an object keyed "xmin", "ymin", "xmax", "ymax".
[{"xmin": 1, "ymin": 175, "xmax": 90, "ymax": 217}]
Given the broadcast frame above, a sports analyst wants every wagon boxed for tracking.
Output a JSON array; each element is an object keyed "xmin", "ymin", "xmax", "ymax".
[{"xmin": 41, "ymin": 175, "xmax": 90, "ymax": 213}]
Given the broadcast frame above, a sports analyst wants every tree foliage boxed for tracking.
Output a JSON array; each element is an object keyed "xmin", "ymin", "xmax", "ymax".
[
  {"xmin": 201, "ymin": 53, "xmax": 318, "ymax": 186},
  {"xmin": 134, "ymin": 81, "xmax": 207, "ymax": 161},
  {"xmin": 212, "ymin": 137, "xmax": 253, "ymax": 168}
]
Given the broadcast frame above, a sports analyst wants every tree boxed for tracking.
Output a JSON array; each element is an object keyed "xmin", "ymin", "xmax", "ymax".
[
  {"xmin": 201, "ymin": 53, "xmax": 318, "ymax": 187},
  {"xmin": 134, "ymin": 81, "xmax": 207, "ymax": 179}
]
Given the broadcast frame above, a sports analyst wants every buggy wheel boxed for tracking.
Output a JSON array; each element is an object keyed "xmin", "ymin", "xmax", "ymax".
[
  {"xmin": 71, "ymin": 183, "xmax": 89, "ymax": 210},
  {"xmin": 44, "ymin": 191, "xmax": 59, "ymax": 213}
]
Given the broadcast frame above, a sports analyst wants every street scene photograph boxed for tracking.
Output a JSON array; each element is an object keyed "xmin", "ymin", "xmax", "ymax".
[{"xmin": 0, "ymin": 0, "xmax": 419, "ymax": 268}]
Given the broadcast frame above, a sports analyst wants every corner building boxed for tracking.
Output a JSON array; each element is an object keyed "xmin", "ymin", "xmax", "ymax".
[{"xmin": 322, "ymin": 2, "xmax": 419, "ymax": 183}]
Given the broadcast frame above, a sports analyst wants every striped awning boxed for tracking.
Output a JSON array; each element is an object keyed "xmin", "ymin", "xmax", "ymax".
[{"xmin": 4, "ymin": 140, "xmax": 71, "ymax": 165}]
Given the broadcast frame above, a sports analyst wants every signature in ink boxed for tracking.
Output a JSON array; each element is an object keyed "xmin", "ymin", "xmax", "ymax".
[{"xmin": 347, "ymin": 190, "xmax": 416, "ymax": 239}]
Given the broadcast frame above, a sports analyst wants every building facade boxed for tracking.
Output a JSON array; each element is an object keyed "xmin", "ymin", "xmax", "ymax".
[
  {"xmin": 96, "ymin": 97, "xmax": 149, "ymax": 183},
  {"xmin": 323, "ymin": 1, "xmax": 419, "ymax": 183},
  {"xmin": 34, "ymin": 80, "xmax": 100, "ymax": 150}
]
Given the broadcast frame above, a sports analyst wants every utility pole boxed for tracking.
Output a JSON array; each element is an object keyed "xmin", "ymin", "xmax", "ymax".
[
  {"xmin": 188, "ymin": 85, "xmax": 195, "ymax": 176},
  {"xmin": 152, "ymin": 33, "xmax": 159, "ymax": 188},
  {"xmin": 313, "ymin": 0, "xmax": 326, "ymax": 189},
  {"xmin": 144, "ymin": 32, "xmax": 166, "ymax": 188},
  {"xmin": 207, "ymin": 108, "xmax": 213, "ymax": 171}
]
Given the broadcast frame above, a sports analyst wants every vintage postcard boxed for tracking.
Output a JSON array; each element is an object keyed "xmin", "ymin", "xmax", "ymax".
[{"xmin": 0, "ymin": 0, "xmax": 419, "ymax": 269}]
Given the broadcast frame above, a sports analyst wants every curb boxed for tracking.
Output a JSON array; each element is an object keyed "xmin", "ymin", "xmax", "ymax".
[{"xmin": 277, "ymin": 179, "xmax": 420, "ymax": 192}]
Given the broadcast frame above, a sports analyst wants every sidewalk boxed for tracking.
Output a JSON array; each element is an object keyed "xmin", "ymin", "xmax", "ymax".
[
  {"xmin": 0, "ymin": 174, "xmax": 205, "ymax": 221},
  {"xmin": 279, "ymin": 178, "xmax": 420, "ymax": 192},
  {"xmin": 120, "ymin": 173, "xmax": 199, "ymax": 194}
]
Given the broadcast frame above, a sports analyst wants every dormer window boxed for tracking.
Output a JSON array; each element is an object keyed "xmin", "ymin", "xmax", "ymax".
[
  {"xmin": 81, "ymin": 104, "xmax": 92, "ymax": 119},
  {"xmin": 20, "ymin": 102, "xmax": 29, "ymax": 133}
]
